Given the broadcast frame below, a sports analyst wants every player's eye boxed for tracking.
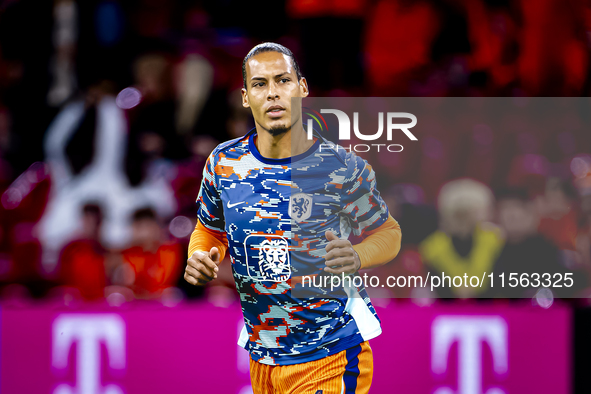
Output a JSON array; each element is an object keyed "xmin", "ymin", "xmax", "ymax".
[
  {"xmin": 279, "ymin": 78, "xmax": 290, "ymax": 83},
  {"xmin": 252, "ymin": 82, "xmax": 265, "ymax": 88}
]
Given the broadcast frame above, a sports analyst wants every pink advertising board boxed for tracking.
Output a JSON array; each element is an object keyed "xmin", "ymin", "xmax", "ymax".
[{"xmin": 1, "ymin": 301, "xmax": 570, "ymax": 394}]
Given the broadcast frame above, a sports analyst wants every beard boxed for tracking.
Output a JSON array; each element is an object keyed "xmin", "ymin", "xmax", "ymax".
[
  {"xmin": 267, "ymin": 125, "xmax": 290, "ymax": 136},
  {"xmin": 264, "ymin": 114, "xmax": 301, "ymax": 137}
]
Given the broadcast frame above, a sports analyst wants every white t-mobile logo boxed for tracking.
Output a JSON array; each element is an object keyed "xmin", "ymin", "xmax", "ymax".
[
  {"xmin": 431, "ymin": 316, "xmax": 508, "ymax": 394},
  {"xmin": 52, "ymin": 314, "xmax": 126, "ymax": 394}
]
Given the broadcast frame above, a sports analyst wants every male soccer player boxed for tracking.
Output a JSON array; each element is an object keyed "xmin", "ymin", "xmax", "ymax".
[{"xmin": 185, "ymin": 43, "xmax": 401, "ymax": 394}]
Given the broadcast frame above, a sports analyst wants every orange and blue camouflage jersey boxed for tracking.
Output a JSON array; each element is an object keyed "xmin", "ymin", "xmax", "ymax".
[{"xmin": 196, "ymin": 129, "xmax": 389, "ymax": 366}]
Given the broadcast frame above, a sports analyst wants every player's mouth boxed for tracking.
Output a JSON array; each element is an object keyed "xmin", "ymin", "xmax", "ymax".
[{"xmin": 266, "ymin": 105, "xmax": 286, "ymax": 118}]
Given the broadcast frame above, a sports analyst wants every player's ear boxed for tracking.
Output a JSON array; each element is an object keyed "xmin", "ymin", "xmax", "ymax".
[
  {"xmin": 299, "ymin": 77, "xmax": 309, "ymax": 97},
  {"xmin": 241, "ymin": 88, "xmax": 250, "ymax": 108}
]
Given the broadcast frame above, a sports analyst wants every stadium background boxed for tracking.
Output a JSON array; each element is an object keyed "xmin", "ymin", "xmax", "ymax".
[{"xmin": 0, "ymin": 0, "xmax": 590, "ymax": 393}]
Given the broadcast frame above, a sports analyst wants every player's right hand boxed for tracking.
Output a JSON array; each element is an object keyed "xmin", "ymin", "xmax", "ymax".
[{"xmin": 185, "ymin": 247, "xmax": 221, "ymax": 286}]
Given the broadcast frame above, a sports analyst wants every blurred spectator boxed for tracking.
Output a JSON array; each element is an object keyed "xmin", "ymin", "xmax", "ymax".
[
  {"xmin": 174, "ymin": 53, "xmax": 214, "ymax": 135},
  {"xmin": 419, "ymin": 178, "xmax": 504, "ymax": 297},
  {"xmin": 126, "ymin": 52, "xmax": 183, "ymax": 181},
  {"xmin": 384, "ymin": 183, "xmax": 438, "ymax": 246},
  {"xmin": 368, "ymin": 184, "xmax": 437, "ymax": 298},
  {"xmin": 536, "ymin": 177, "xmax": 579, "ymax": 251},
  {"xmin": 58, "ymin": 203, "xmax": 108, "ymax": 300},
  {"xmin": 490, "ymin": 188, "xmax": 567, "ymax": 297},
  {"xmin": 577, "ymin": 179, "xmax": 591, "ymax": 267},
  {"xmin": 39, "ymin": 88, "xmax": 126, "ymax": 270},
  {"xmin": 39, "ymin": 85, "xmax": 176, "ymax": 272},
  {"xmin": 172, "ymin": 134, "xmax": 218, "ymax": 217},
  {"xmin": 0, "ymin": 163, "xmax": 51, "ymax": 298},
  {"xmin": 116, "ymin": 208, "xmax": 183, "ymax": 299},
  {"xmin": 226, "ymin": 88, "xmax": 254, "ymax": 139}
]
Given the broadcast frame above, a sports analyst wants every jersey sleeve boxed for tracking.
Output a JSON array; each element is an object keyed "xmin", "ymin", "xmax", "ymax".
[
  {"xmin": 196, "ymin": 152, "xmax": 226, "ymax": 232},
  {"xmin": 341, "ymin": 152, "xmax": 389, "ymax": 236}
]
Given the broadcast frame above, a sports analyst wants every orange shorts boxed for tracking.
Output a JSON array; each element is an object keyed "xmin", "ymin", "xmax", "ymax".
[{"xmin": 249, "ymin": 341, "xmax": 373, "ymax": 394}]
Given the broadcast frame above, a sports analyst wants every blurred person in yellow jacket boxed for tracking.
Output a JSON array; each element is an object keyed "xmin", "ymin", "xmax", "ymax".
[{"xmin": 419, "ymin": 178, "xmax": 504, "ymax": 298}]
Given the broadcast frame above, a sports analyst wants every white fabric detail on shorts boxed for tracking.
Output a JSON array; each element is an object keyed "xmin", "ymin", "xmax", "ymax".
[
  {"xmin": 238, "ymin": 324, "xmax": 248, "ymax": 348},
  {"xmin": 343, "ymin": 282, "xmax": 382, "ymax": 341}
]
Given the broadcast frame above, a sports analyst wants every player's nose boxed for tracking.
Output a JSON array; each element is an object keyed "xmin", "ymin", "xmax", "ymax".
[{"xmin": 267, "ymin": 82, "xmax": 279, "ymax": 100}]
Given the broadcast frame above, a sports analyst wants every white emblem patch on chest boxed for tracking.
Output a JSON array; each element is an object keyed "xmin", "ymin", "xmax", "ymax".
[
  {"xmin": 244, "ymin": 235, "xmax": 291, "ymax": 282},
  {"xmin": 289, "ymin": 193, "xmax": 313, "ymax": 223}
]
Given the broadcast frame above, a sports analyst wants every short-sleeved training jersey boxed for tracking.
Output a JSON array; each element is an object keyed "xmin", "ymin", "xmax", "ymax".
[{"xmin": 196, "ymin": 129, "xmax": 389, "ymax": 365}]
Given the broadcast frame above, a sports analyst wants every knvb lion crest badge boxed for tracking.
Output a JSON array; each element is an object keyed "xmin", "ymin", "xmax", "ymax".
[
  {"xmin": 258, "ymin": 238, "xmax": 290, "ymax": 282},
  {"xmin": 289, "ymin": 193, "xmax": 313, "ymax": 223},
  {"xmin": 244, "ymin": 235, "xmax": 291, "ymax": 282}
]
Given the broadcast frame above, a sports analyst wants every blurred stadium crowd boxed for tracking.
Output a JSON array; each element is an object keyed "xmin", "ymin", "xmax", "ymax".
[{"xmin": 0, "ymin": 0, "xmax": 590, "ymax": 307}]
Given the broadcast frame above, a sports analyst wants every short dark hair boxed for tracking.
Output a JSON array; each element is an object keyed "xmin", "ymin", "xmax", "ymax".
[
  {"xmin": 242, "ymin": 42, "xmax": 303, "ymax": 90},
  {"xmin": 132, "ymin": 207, "xmax": 157, "ymax": 222},
  {"xmin": 82, "ymin": 203, "xmax": 103, "ymax": 225},
  {"xmin": 82, "ymin": 203, "xmax": 102, "ymax": 217},
  {"xmin": 495, "ymin": 187, "xmax": 529, "ymax": 202}
]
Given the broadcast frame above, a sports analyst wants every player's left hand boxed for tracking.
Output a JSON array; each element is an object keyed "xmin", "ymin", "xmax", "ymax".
[{"xmin": 323, "ymin": 230, "xmax": 361, "ymax": 275}]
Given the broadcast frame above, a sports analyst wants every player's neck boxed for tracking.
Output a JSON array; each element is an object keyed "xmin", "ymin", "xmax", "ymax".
[{"xmin": 255, "ymin": 126, "xmax": 314, "ymax": 159}]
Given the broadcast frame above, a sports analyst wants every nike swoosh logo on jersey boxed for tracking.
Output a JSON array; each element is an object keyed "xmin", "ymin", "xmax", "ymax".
[{"xmin": 227, "ymin": 201, "xmax": 244, "ymax": 208}]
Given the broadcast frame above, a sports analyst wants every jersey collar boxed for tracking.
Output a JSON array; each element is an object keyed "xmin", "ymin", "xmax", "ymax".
[{"xmin": 248, "ymin": 128, "xmax": 321, "ymax": 165}]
